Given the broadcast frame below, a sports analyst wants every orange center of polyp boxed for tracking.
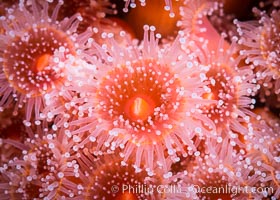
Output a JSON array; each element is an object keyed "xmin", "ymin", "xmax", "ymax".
[
  {"xmin": 34, "ymin": 53, "xmax": 52, "ymax": 72},
  {"xmin": 202, "ymin": 92, "xmax": 215, "ymax": 101},
  {"xmin": 126, "ymin": 95, "xmax": 155, "ymax": 121}
]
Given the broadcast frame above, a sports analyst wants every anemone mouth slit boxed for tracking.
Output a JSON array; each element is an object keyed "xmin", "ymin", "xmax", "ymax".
[
  {"xmin": 33, "ymin": 53, "xmax": 52, "ymax": 72},
  {"xmin": 124, "ymin": 94, "xmax": 156, "ymax": 122}
]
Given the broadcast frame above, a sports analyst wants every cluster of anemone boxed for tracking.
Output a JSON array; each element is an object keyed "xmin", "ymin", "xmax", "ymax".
[{"xmin": 0, "ymin": 0, "xmax": 279, "ymax": 199}]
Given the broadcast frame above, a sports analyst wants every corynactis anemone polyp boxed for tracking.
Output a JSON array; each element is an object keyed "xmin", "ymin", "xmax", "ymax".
[
  {"xmin": 3, "ymin": 26, "xmax": 75, "ymax": 95},
  {"xmin": 235, "ymin": 109, "xmax": 280, "ymax": 199},
  {"xmin": 0, "ymin": 125, "xmax": 78, "ymax": 200},
  {"xmin": 190, "ymin": 35, "xmax": 258, "ymax": 149},
  {"xmin": 68, "ymin": 151, "xmax": 163, "ymax": 199},
  {"xmin": 68, "ymin": 26, "xmax": 214, "ymax": 173},
  {"xmin": 97, "ymin": 59, "xmax": 182, "ymax": 129},
  {"xmin": 235, "ymin": 8, "xmax": 280, "ymax": 106},
  {"xmin": 0, "ymin": 0, "xmax": 82, "ymax": 122},
  {"xmin": 203, "ymin": 66, "xmax": 239, "ymax": 123}
]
